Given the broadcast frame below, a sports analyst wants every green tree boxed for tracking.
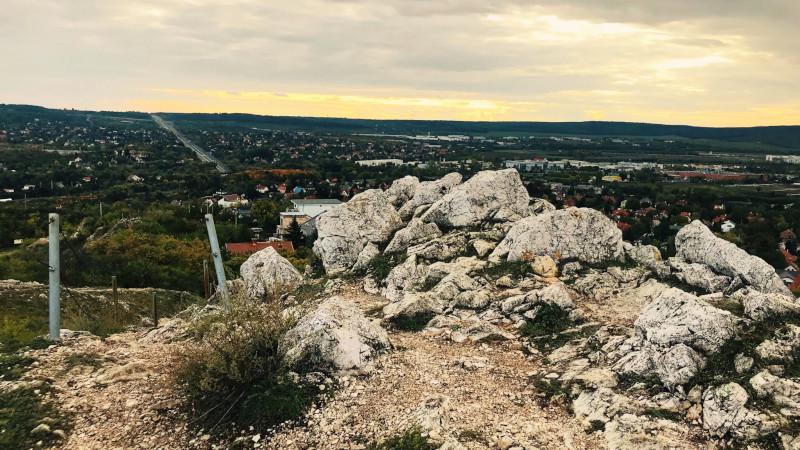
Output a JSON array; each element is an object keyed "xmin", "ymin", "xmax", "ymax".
[{"xmin": 287, "ymin": 218, "xmax": 304, "ymax": 249}]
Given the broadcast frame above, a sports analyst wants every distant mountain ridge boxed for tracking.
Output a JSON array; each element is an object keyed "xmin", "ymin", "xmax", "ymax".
[{"xmin": 3, "ymin": 103, "xmax": 800, "ymax": 148}]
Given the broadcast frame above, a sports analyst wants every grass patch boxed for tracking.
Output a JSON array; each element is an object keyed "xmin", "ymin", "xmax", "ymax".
[
  {"xmin": 0, "ymin": 318, "xmax": 46, "ymax": 352},
  {"xmin": 477, "ymin": 261, "xmax": 531, "ymax": 280},
  {"xmin": 292, "ymin": 279, "xmax": 327, "ymax": 304},
  {"xmin": 367, "ymin": 427, "xmax": 438, "ymax": 450},
  {"xmin": 389, "ymin": 313, "xmax": 435, "ymax": 332},
  {"xmin": 173, "ymin": 295, "xmax": 320, "ymax": 435},
  {"xmin": 60, "ymin": 352, "xmax": 103, "ymax": 375},
  {"xmin": 457, "ymin": 429, "xmax": 488, "ymax": 444},
  {"xmin": 0, "ymin": 386, "xmax": 69, "ymax": 449},
  {"xmin": 643, "ymin": 408, "xmax": 684, "ymax": 421},
  {"xmin": 520, "ymin": 304, "xmax": 597, "ymax": 353},
  {"xmin": 0, "ymin": 353, "xmax": 35, "ymax": 381}
]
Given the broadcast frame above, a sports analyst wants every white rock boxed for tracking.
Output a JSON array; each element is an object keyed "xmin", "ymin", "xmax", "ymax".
[
  {"xmin": 282, "ymin": 296, "xmax": 390, "ymax": 372},
  {"xmin": 420, "ymin": 169, "xmax": 529, "ymax": 228},
  {"xmin": 667, "ymin": 258, "xmax": 732, "ymax": 293},
  {"xmin": 239, "ymin": 247, "xmax": 303, "ymax": 300},
  {"xmin": 385, "ymin": 175, "xmax": 420, "ymax": 207},
  {"xmin": 702, "ymin": 382, "xmax": 780, "ymax": 440},
  {"xmin": 398, "ymin": 173, "xmax": 463, "ymax": 220},
  {"xmin": 382, "ymin": 255, "xmax": 429, "ymax": 302},
  {"xmin": 729, "ymin": 288, "xmax": 800, "ymax": 322},
  {"xmin": 675, "ymin": 220, "xmax": 791, "ymax": 296},
  {"xmin": 407, "ymin": 232, "xmax": 468, "ymax": 261},
  {"xmin": 314, "ymin": 189, "xmax": 403, "ymax": 274},
  {"xmin": 490, "ymin": 207, "xmax": 624, "ymax": 265},
  {"xmin": 384, "ymin": 219, "xmax": 442, "ymax": 254},
  {"xmin": 382, "ymin": 292, "xmax": 445, "ymax": 322},
  {"xmin": 750, "ymin": 370, "xmax": 800, "ymax": 417}
]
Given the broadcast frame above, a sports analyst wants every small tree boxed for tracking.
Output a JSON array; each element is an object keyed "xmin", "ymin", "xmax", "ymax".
[{"xmin": 287, "ymin": 217, "xmax": 304, "ymax": 249}]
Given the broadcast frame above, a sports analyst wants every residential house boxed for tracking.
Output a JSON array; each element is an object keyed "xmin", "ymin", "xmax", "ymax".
[
  {"xmin": 277, "ymin": 199, "xmax": 342, "ymax": 238},
  {"xmin": 218, "ymin": 194, "xmax": 249, "ymax": 209}
]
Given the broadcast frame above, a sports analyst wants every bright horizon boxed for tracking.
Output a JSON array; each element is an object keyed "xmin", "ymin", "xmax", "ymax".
[{"xmin": 2, "ymin": 1, "xmax": 800, "ymax": 127}]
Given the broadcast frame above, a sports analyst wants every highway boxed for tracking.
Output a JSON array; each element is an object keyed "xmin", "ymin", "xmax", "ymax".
[{"xmin": 151, "ymin": 114, "xmax": 230, "ymax": 174}]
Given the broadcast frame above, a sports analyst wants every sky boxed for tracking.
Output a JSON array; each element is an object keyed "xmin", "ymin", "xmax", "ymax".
[{"xmin": 1, "ymin": 0, "xmax": 799, "ymax": 126}]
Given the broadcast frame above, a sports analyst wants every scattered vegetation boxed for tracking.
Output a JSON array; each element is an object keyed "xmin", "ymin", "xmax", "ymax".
[
  {"xmin": 389, "ymin": 313, "xmax": 435, "ymax": 332},
  {"xmin": 365, "ymin": 253, "xmax": 408, "ymax": 281},
  {"xmin": 367, "ymin": 427, "xmax": 438, "ymax": 450},
  {"xmin": 478, "ymin": 260, "xmax": 531, "ymax": 280},
  {"xmin": 0, "ymin": 353, "xmax": 34, "ymax": 381},
  {"xmin": 0, "ymin": 386, "xmax": 69, "ymax": 449},
  {"xmin": 173, "ymin": 295, "xmax": 318, "ymax": 433},
  {"xmin": 60, "ymin": 352, "xmax": 103, "ymax": 375}
]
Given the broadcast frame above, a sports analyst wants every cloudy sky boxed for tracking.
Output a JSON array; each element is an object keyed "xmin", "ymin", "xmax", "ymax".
[{"xmin": 1, "ymin": 0, "xmax": 799, "ymax": 126}]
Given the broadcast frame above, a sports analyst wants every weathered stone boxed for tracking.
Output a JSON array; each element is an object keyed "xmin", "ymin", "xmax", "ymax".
[
  {"xmin": 531, "ymin": 255, "xmax": 558, "ymax": 278},
  {"xmin": 675, "ymin": 220, "xmax": 791, "ymax": 296},
  {"xmin": 420, "ymin": 169, "xmax": 529, "ymax": 228},
  {"xmin": 407, "ymin": 232, "xmax": 468, "ymax": 261},
  {"xmin": 383, "ymin": 292, "xmax": 445, "ymax": 322},
  {"xmin": 239, "ymin": 247, "xmax": 304, "ymax": 300},
  {"xmin": 471, "ymin": 239, "xmax": 497, "ymax": 258},
  {"xmin": 653, "ymin": 344, "xmax": 706, "ymax": 387},
  {"xmin": 398, "ymin": 173, "xmax": 463, "ymax": 220},
  {"xmin": 702, "ymin": 382, "xmax": 780, "ymax": 440},
  {"xmin": 755, "ymin": 325, "xmax": 800, "ymax": 362},
  {"xmin": 528, "ymin": 198, "xmax": 556, "ymax": 216},
  {"xmin": 734, "ymin": 353, "xmax": 755, "ymax": 374},
  {"xmin": 314, "ymin": 189, "xmax": 403, "ymax": 274},
  {"xmin": 729, "ymin": 288, "xmax": 800, "ymax": 322},
  {"xmin": 351, "ymin": 243, "xmax": 381, "ymax": 273},
  {"xmin": 604, "ymin": 413, "xmax": 695, "ymax": 450},
  {"xmin": 490, "ymin": 207, "xmax": 624, "ymax": 265},
  {"xmin": 385, "ymin": 175, "xmax": 420, "ymax": 207},
  {"xmin": 385, "ymin": 219, "xmax": 443, "ymax": 254},
  {"xmin": 382, "ymin": 256, "xmax": 428, "ymax": 303},
  {"xmin": 282, "ymin": 296, "xmax": 390, "ymax": 372},
  {"xmin": 573, "ymin": 388, "xmax": 636, "ymax": 429},
  {"xmin": 667, "ymin": 258, "xmax": 732, "ymax": 294},
  {"xmin": 750, "ymin": 370, "xmax": 800, "ymax": 417},
  {"xmin": 624, "ymin": 243, "xmax": 669, "ymax": 277}
]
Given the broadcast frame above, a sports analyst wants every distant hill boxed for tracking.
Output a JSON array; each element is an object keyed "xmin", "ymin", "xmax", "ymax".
[{"xmin": 2, "ymin": 104, "xmax": 799, "ymax": 149}]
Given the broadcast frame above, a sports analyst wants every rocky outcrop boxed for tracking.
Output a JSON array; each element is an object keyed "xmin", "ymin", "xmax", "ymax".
[
  {"xmin": 667, "ymin": 258, "xmax": 733, "ymax": 294},
  {"xmin": 490, "ymin": 207, "xmax": 624, "ymax": 265},
  {"xmin": 407, "ymin": 232, "xmax": 468, "ymax": 262},
  {"xmin": 398, "ymin": 172, "xmax": 462, "ymax": 220},
  {"xmin": 750, "ymin": 370, "xmax": 800, "ymax": 417},
  {"xmin": 420, "ymin": 169, "xmax": 529, "ymax": 228},
  {"xmin": 675, "ymin": 220, "xmax": 791, "ymax": 296},
  {"xmin": 729, "ymin": 288, "xmax": 800, "ymax": 322},
  {"xmin": 382, "ymin": 292, "xmax": 444, "ymax": 323},
  {"xmin": 384, "ymin": 219, "xmax": 442, "ymax": 254},
  {"xmin": 314, "ymin": 189, "xmax": 403, "ymax": 274},
  {"xmin": 702, "ymin": 382, "xmax": 780, "ymax": 440},
  {"xmin": 385, "ymin": 175, "xmax": 420, "ymax": 207},
  {"xmin": 624, "ymin": 243, "xmax": 669, "ymax": 277},
  {"xmin": 382, "ymin": 255, "xmax": 429, "ymax": 303},
  {"xmin": 239, "ymin": 247, "xmax": 303, "ymax": 300},
  {"xmin": 282, "ymin": 296, "xmax": 390, "ymax": 372}
]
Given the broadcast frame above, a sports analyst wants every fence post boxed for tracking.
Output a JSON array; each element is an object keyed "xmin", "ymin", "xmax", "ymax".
[
  {"xmin": 151, "ymin": 292, "xmax": 159, "ymax": 328},
  {"xmin": 204, "ymin": 214, "xmax": 229, "ymax": 311},
  {"xmin": 48, "ymin": 213, "xmax": 61, "ymax": 341},
  {"xmin": 112, "ymin": 275, "xmax": 118, "ymax": 322}
]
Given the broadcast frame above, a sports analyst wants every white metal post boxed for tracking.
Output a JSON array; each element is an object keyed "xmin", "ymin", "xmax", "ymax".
[
  {"xmin": 204, "ymin": 214, "xmax": 229, "ymax": 311},
  {"xmin": 48, "ymin": 213, "xmax": 61, "ymax": 341}
]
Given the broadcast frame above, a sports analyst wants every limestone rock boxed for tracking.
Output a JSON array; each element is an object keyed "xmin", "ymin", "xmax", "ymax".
[
  {"xmin": 382, "ymin": 256, "xmax": 429, "ymax": 303},
  {"xmin": 420, "ymin": 169, "xmax": 529, "ymax": 228},
  {"xmin": 667, "ymin": 258, "xmax": 732, "ymax": 294},
  {"xmin": 605, "ymin": 413, "xmax": 695, "ymax": 450},
  {"xmin": 531, "ymin": 255, "xmax": 558, "ymax": 278},
  {"xmin": 382, "ymin": 292, "xmax": 445, "ymax": 322},
  {"xmin": 282, "ymin": 296, "xmax": 390, "ymax": 372},
  {"xmin": 528, "ymin": 198, "xmax": 556, "ymax": 216},
  {"xmin": 398, "ymin": 172, "xmax": 462, "ymax": 220},
  {"xmin": 729, "ymin": 288, "xmax": 800, "ymax": 322},
  {"xmin": 351, "ymin": 243, "xmax": 381, "ymax": 274},
  {"xmin": 634, "ymin": 288, "xmax": 737, "ymax": 354},
  {"xmin": 755, "ymin": 324, "xmax": 800, "ymax": 362},
  {"xmin": 750, "ymin": 370, "xmax": 800, "ymax": 417},
  {"xmin": 407, "ymin": 232, "xmax": 468, "ymax": 262},
  {"xmin": 239, "ymin": 247, "xmax": 304, "ymax": 300},
  {"xmin": 573, "ymin": 388, "xmax": 636, "ymax": 429},
  {"xmin": 385, "ymin": 175, "xmax": 420, "ymax": 207},
  {"xmin": 314, "ymin": 189, "xmax": 403, "ymax": 274},
  {"xmin": 490, "ymin": 207, "xmax": 624, "ymax": 265},
  {"xmin": 471, "ymin": 239, "xmax": 497, "ymax": 258},
  {"xmin": 384, "ymin": 219, "xmax": 442, "ymax": 254},
  {"xmin": 624, "ymin": 243, "xmax": 669, "ymax": 277},
  {"xmin": 702, "ymin": 382, "xmax": 780, "ymax": 440},
  {"xmin": 675, "ymin": 220, "xmax": 791, "ymax": 296}
]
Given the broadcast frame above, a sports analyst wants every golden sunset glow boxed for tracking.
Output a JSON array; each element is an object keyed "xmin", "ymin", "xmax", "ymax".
[{"xmin": 2, "ymin": 0, "xmax": 799, "ymax": 126}]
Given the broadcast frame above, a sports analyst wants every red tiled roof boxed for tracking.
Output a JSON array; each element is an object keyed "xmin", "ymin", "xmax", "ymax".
[{"xmin": 225, "ymin": 241, "xmax": 294, "ymax": 256}]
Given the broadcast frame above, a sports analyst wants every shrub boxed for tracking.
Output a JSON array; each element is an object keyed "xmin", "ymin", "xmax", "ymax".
[
  {"xmin": 519, "ymin": 303, "xmax": 571, "ymax": 338},
  {"xmin": 0, "ymin": 386, "xmax": 68, "ymax": 449},
  {"xmin": 368, "ymin": 427, "xmax": 438, "ymax": 450},
  {"xmin": 173, "ymin": 295, "xmax": 316, "ymax": 432},
  {"xmin": 0, "ymin": 318, "xmax": 42, "ymax": 352}
]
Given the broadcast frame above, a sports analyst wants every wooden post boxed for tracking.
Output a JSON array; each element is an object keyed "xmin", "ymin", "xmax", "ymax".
[
  {"xmin": 112, "ymin": 275, "xmax": 118, "ymax": 322},
  {"xmin": 151, "ymin": 293, "xmax": 159, "ymax": 328},
  {"xmin": 48, "ymin": 214, "xmax": 61, "ymax": 341}
]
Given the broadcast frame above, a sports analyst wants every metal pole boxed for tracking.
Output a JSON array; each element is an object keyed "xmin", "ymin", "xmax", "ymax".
[
  {"xmin": 204, "ymin": 214, "xmax": 229, "ymax": 310},
  {"xmin": 48, "ymin": 213, "xmax": 60, "ymax": 341}
]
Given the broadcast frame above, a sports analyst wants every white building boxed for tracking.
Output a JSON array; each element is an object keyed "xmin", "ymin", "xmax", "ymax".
[
  {"xmin": 356, "ymin": 159, "xmax": 403, "ymax": 167},
  {"xmin": 721, "ymin": 220, "xmax": 736, "ymax": 233}
]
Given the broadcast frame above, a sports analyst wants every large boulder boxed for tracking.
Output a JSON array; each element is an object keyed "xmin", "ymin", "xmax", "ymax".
[
  {"xmin": 667, "ymin": 258, "xmax": 733, "ymax": 294},
  {"xmin": 282, "ymin": 296, "xmax": 390, "ymax": 372},
  {"xmin": 314, "ymin": 189, "xmax": 403, "ymax": 274},
  {"xmin": 419, "ymin": 169, "xmax": 529, "ymax": 228},
  {"xmin": 239, "ymin": 247, "xmax": 303, "ymax": 300},
  {"xmin": 490, "ymin": 207, "xmax": 624, "ymax": 265},
  {"xmin": 382, "ymin": 255, "xmax": 429, "ymax": 303},
  {"xmin": 635, "ymin": 287, "xmax": 737, "ymax": 354},
  {"xmin": 729, "ymin": 288, "xmax": 800, "ymax": 322},
  {"xmin": 398, "ymin": 173, "xmax": 463, "ymax": 220},
  {"xmin": 675, "ymin": 221, "xmax": 791, "ymax": 296}
]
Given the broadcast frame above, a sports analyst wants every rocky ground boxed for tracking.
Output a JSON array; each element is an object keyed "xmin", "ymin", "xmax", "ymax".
[{"xmin": 6, "ymin": 168, "xmax": 800, "ymax": 450}]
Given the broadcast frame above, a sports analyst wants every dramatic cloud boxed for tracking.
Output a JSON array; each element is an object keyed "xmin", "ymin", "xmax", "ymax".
[{"xmin": 1, "ymin": 0, "xmax": 798, "ymax": 125}]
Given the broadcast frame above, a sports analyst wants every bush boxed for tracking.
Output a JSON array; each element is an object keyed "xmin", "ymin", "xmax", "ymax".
[
  {"xmin": 368, "ymin": 427, "xmax": 438, "ymax": 450},
  {"xmin": 173, "ymin": 295, "xmax": 316, "ymax": 432}
]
